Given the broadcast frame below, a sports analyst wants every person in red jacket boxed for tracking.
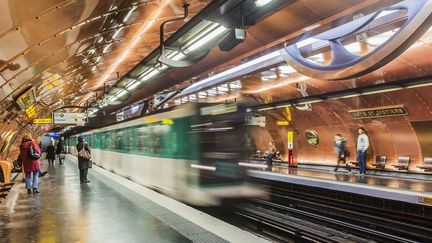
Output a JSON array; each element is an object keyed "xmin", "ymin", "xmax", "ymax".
[{"xmin": 19, "ymin": 134, "xmax": 41, "ymax": 194}]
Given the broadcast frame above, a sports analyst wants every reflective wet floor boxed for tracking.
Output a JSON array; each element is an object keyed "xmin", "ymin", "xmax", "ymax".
[
  {"xmin": 0, "ymin": 159, "xmax": 190, "ymax": 243},
  {"xmin": 269, "ymin": 166, "xmax": 432, "ymax": 193}
]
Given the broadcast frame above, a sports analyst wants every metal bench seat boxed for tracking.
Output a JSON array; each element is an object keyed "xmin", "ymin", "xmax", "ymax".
[
  {"xmin": 393, "ymin": 156, "xmax": 410, "ymax": 170},
  {"xmin": 372, "ymin": 155, "xmax": 387, "ymax": 169},
  {"xmin": 417, "ymin": 157, "xmax": 432, "ymax": 171}
]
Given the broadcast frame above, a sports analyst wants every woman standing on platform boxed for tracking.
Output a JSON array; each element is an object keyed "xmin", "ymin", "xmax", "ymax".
[
  {"xmin": 76, "ymin": 137, "xmax": 91, "ymax": 184},
  {"xmin": 19, "ymin": 134, "xmax": 41, "ymax": 194},
  {"xmin": 356, "ymin": 128, "xmax": 369, "ymax": 176},
  {"xmin": 46, "ymin": 140, "xmax": 56, "ymax": 166}
]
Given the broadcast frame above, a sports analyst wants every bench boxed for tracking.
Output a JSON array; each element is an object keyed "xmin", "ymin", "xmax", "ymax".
[
  {"xmin": 393, "ymin": 156, "xmax": 410, "ymax": 170},
  {"xmin": 417, "ymin": 157, "xmax": 432, "ymax": 171},
  {"xmin": 372, "ymin": 155, "xmax": 387, "ymax": 169}
]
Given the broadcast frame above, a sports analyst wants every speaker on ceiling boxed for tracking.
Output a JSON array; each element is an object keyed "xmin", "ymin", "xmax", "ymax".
[{"xmin": 218, "ymin": 28, "xmax": 246, "ymax": 52}]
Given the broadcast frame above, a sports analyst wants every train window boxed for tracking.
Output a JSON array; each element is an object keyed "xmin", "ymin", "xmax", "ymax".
[
  {"xmin": 114, "ymin": 130, "xmax": 123, "ymax": 151},
  {"xmin": 137, "ymin": 126, "xmax": 150, "ymax": 153},
  {"xmin": 305, "ymin": 130, "xmax": 319, "ymax": 145}
]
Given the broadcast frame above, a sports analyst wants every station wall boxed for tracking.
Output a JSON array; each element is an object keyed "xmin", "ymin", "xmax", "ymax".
[{"xmin": 250, "ymin": 86, "xmax": 432, "ymax": 173}]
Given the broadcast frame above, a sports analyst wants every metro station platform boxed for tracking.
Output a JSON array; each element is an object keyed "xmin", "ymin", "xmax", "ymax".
[
  {"xmin": 249, "ymin": 166, "xmax": 432, "ymax": 207},
  {"xmin": 0, "ymin": 156, "xmax": 268, "ymax": 243}
]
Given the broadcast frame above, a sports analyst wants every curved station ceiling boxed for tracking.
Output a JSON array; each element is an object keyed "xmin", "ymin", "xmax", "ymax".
[{"xmin": 2, "ymin": 0, "xmax": 432, "ymax": 162}]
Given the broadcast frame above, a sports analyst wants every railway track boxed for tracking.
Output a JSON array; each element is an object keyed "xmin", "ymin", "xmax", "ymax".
[
  {"xmin": 206, "ymin": 177, "xmax": 432, "ymax": 243},
  {"xmin": 222, "ymin": 176, "xmax": 432, "ymax": 243},
  {"xmin": 234, "ymin": 199, "xmax": 424, "ymax": 243},
  {"xmin": 269, "ymin": 190, "xmax": 431, "ymax": 242}
]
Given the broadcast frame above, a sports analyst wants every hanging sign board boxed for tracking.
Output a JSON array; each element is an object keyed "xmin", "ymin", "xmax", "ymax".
[
  {"xmin": 277, "ymin": 121, "xmax": 289, "ymax": 126},
  {"xmin": 246, "ymin": 116, "xmax": 266, "ymax": 127},
  {"xmin": 33, "ymin": 118, "xmax": 53, "ymax": 124},
  {"xmin": 349, "ymin": 105, "xmax": 408, "ymax": 119},
  {"xmin": 15, "ymin": 88, "xmax": 36, "ymax": 110},
  {"xmin": 52, "ymin": 112, "xmax": 86, "ymax": 125}
]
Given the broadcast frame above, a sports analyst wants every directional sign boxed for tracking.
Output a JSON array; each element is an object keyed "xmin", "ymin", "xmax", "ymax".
[
  {"xmin": 33, "ymin": 118, "xmax": 53, "ymax": 124},
  {"xmin": 277, "ymin": 121, "xmax": 289, "ymax": 126},
  {"xmin": 15, "ymin": 88, "xmax": 36, "ymax": 111}
]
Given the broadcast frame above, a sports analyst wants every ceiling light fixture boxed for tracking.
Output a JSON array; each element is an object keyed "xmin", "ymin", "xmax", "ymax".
[
  {"xmin": 112, "ymin": 27, "xmax": 123, "ymax": 40},
  {"xmin": 126, "ymin": 80, "xmax": 141, "ymax": 90},
  {"xmin": 115, "ymin": 90, "xmax": 128, "ymax": 98},
  {"xmin": 138, "ymin": 68, "xmax": 159, "ymax": 82},
  {"xmin": 95, "ymin": 2, "xmax": 168, "ymax": 88},
  {"xmin": 255, "ymin": 0, "xmax": 273, "ymax": 7},
  {"xmin": 123, "ymin": 6, "xmax": 138, "ymax": 22},
  {"xmin": 184, "ymin": 25, "xmax": 228, "ymax": 52}
]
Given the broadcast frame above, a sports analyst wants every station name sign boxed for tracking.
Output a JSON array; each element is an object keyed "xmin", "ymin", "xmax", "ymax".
[
  {"xmin": 33, "ymin": 118, "xmax": 52, "ymax": 124},
  {"xmin": 349, "ymin": 105, "xmax": 408, "ymax": 119},
  {"xmin": 52, "ymin": 112, "xmax": 86, "ymax": 125}
]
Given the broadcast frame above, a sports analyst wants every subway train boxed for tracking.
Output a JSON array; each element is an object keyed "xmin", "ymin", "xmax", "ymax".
[{"xmin": 66, "ymin": 103, "xmax": 266, "ymax": 206}]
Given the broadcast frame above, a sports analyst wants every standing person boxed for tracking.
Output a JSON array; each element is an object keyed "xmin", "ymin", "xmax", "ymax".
[
  {"xmin": 19, "ymin": 135, "xmax": 41, "ymax": 194},
  {"xmin": 76, "ymin": 137, "xmax": 91, "ymax": 184},
  {"xmin": 38, "ymin": 141, "xmax": 43, "ymax": 152},
  {"xmin": 356, "ymin": 128, "xmax": 369, "ymax": 176},
  {"xmin": 333, "ymin": 134, "xmax": 351, "ymax": 173},
  {"xmin": 46, "ymin": 141, "xmax": 56, "ymax": 166},
  {"xmin": 266, "ymin": 141, "xmax": 276, "ymax": 170},
  {"xmin": 56, "ymin": 136, "xmax": 65, "ymax": 165}
]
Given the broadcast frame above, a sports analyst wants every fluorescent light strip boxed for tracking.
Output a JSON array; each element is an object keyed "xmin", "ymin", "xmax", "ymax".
[
  {"xmin": 238, "ymin": 162, "xmax": 268, "ymax": 169},
  {"xmin": 255, "ymin": 0, "xmax": 273, "ymax": 7},
  {"xmin": 140, "ymin": 69, "xmax": 159, "ymax": 81},
  {"xmin": 171, "ymin": 52, "xmax": 185, "ymax": 61},
  {"xmin": 183, "ymin": 23, "xmax": 219, "ymax": 50},
  {"xmin": 181, "ymin": 50, "xmax": 282, "ymax": 95},
  {"xmin": 123, "ymin": 6, "xmax": 137, "ymax": 22},
  {"xmin": 361, "ymin": 87, "xmax": 403, "ymax": 95},
  {"xmin": 96, "ymin": 2, "xmax": 168, "ymax": 87},
  {"xmin": 112, "ymin": 27, "xmax": 123, "ymax": 39},
  {"xmin": 103, "ymin": 43, "xmax": 112, "ymax": 53},
  {"xmin": 186, "ymin": 25, "xmax": 227, "ymax": 52},
  {"xmin": 108, "ymin": 96, "xmax": 118, "ymax": 102},
  {"xmin": 190, "ymin": 164, "xmax": 217, "ymax": 171},
  {"xmin": 126, "ymin": 81, "xmax": 140, "ymax": 90},
  {"xmin": 116, "ymin": 90, "xmax": 128, "ymax": 98}
]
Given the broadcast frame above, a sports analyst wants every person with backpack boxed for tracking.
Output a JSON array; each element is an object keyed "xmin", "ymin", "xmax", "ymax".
[
  {"xmin": 333, "ymin": 134, "xmax": 351, "ymax": 173},
  {"xmin": 76, "ymin": 137, "xmax": 91, "ymax": 184},
  {"xmin": 19, "ymin": 134, "xmax": 41, "ymax": 194}
]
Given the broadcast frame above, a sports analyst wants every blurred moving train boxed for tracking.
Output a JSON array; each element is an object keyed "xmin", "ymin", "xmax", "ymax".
[{"xmin": 66, "ymin": 103, "xmax": 266, "ymax": 206}]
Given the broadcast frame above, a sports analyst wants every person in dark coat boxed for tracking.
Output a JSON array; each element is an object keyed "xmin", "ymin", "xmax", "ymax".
[
  {"xmin": 19, "ymin": 134, "xmax": 41, "ymax": 194},
  {"xmin": 56, "ymin": 136, "xmax": 65, "ymax": 165},
  {"xmin": 46, "ymin": 140, "xmax": 56, "ymax": 166},
  {"xmin": 76, "ymin": 137, "xmax": 91, "ymax": 184},
  {"xmin": 333, "ymin": 134, "xmax": 351, "ymax": 173}
]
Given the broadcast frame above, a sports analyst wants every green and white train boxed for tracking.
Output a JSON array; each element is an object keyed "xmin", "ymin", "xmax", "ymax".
[{"xmin": 67, "ymin": 103, "xmax": 265, "ymax": 206}]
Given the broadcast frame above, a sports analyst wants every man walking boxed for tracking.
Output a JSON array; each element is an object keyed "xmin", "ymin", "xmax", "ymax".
[
  {"xmin": 56, "ymin": 136, "xmax": 65, "ymax": 165},
  {"xmin": 356, "ymin": 128, "xmax": 369, "ymax": 175}
]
